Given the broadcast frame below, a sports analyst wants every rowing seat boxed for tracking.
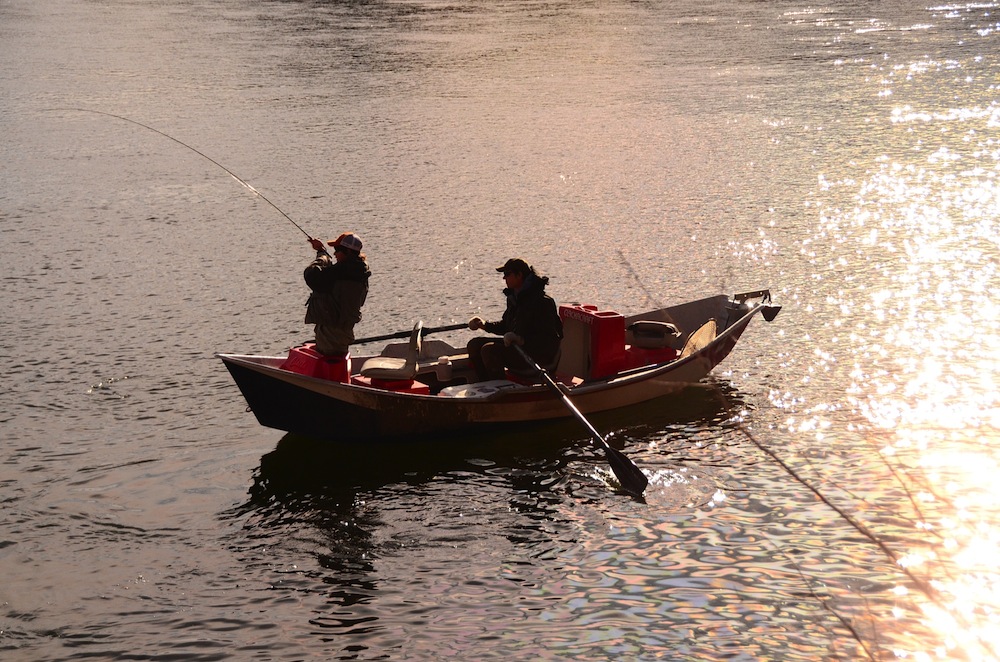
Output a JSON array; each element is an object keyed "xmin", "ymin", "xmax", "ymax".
[
  {"xmin": 505, "ymin": 348, "xmax": 562, "ymax": 384},
  {"xmin": 359, "ymin": 321, "xmax": 422, "ymax": 381}
]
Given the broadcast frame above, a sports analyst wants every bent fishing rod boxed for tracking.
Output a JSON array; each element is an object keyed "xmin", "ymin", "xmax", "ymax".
[{"xmin": 54, "ymin": 108, "xmax": 324, "ymax": 249}]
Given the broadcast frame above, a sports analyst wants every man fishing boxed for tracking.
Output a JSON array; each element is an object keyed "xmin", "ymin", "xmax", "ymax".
[{"xmin": 304, "ymin": 232, "xmax": 371, "ymax": 356}]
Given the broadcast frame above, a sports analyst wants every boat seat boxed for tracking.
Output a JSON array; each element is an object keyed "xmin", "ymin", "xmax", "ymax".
[
  {"xmin": 627, "ymin": 320, "xmax": 681, "ymax": 349},
  {"xmin": 360, "ymin": 321, "xmax": 422, "ymax": 380},
  {"xmin": 505, "ymin": 347, "xmax": 561, "ymax": 384},
  {"xmin": 679, "ymin": 319, "xmax": 717, "ymax": 359}
]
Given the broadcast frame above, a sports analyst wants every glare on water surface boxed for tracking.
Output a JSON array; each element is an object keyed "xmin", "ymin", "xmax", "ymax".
[{"xmin": 771, "ymin": 43, "xmax": 1000, "ymax": 655}]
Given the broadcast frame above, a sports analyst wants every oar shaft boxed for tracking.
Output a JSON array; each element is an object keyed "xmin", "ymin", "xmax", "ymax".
[
  {"xmin": 513, "ymin": 345, "xmax": 647, "ymax": 496},
  {"xmin": 530, "ymin": 359, "xmax": 607, "ymax": 447},
  {"xmin": 353, "ymin": 322, "xmax": 467, "ymax": 345}
]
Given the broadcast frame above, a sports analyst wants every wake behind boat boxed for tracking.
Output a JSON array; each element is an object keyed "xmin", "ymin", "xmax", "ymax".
[{"xmin": 218, "ymin": 290, "xmax": 781, "ymax": 443}]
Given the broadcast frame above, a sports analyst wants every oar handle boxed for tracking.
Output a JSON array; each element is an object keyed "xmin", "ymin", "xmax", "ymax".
[{"xmin": 353, "ymin": 322, "xmax": 467, "ymax": 345}]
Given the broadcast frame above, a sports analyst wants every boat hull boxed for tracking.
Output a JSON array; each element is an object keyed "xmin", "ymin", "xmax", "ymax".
[{"xmin": 219, "ymin": 292, "xmax": 777, "ymax": 443}]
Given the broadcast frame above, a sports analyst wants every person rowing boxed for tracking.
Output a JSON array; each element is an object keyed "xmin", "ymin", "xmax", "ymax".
[{"xmin": 466, "ymin": 258, "xmax": 563, "ymax": 382}]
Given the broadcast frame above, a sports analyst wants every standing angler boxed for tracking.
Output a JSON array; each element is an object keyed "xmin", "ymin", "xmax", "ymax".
[{"xmin": 304, "ymin": 232, "xmax": 371, "ymax": 356}]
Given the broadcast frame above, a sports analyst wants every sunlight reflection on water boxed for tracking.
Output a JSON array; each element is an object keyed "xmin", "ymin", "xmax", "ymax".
[{"xmin": 815, "ymin": 73, "xmax": 1000, "ymax": 657}]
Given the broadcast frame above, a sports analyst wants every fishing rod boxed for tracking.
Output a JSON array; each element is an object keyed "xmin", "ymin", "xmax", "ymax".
[{"xmin": 55, "ymin": 108, "xmax": 322, "ymax": 246}]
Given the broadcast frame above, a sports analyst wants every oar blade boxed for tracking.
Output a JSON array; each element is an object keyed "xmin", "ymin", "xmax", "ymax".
[
  {"xmin": 511, "ymin": 344, "xmax": 648, "ymax": 497},
  {"xmin": 604, "ymin": 444, "xmax": 649, "ymax": 496}
]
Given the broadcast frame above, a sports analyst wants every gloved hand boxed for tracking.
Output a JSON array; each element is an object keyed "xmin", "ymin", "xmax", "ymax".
[
  {"xmin": 503, "ymin": 332, "xmax": 523, "ymax": 347},
  {"xmin": 468, "ymin": 317, "xmax": 485, "ymax": 331},
  {"xmin": 309, "ymin": 237, "xmax": 325, "ymax": 252}
]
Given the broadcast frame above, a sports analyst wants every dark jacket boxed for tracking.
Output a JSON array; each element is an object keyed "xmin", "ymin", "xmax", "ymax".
[
  {"xmin": 483, "ymin": 274, "xmax": 563, "ymax": 365},
  {"xmin": 304, "ymin": 252, "xmax": 370, "ymax": 351}
]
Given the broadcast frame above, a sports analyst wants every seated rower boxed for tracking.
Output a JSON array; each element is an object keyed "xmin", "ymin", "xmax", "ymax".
[{"xmin": 466, "ymin": 258, "xmax": 563, "ymax": 382}]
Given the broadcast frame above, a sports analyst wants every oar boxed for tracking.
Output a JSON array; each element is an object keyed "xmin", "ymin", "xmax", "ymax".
[
  {"xmin": 513, "ymin": 345, "xmax": 648, "ymax": 496},
  {"xmin": 353, "ymin": 322, "xmax": 467, "ymax": 345}
]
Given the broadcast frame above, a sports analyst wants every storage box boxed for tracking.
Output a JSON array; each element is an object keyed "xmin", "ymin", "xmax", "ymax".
[
  {"xmin": 558, "ymin": 304, "xmax": 627, "ymax": 379},
  {"xmin": 279, "ymin": 343, "xmax": 351, "ymax": 383}
]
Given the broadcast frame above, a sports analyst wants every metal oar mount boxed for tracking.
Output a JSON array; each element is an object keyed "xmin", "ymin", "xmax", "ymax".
[{"xmin": 513, "ymin": 345, "xmax": 648, "ymax": 497}]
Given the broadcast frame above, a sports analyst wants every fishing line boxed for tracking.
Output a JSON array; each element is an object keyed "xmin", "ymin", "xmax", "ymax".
[
  {"xmin": 616, "ymin": 249, "xmax": 664, "ymax": 310},
  {"xmin": 52, "ymin": 108, "xmax": 319, "ymax": 243}
]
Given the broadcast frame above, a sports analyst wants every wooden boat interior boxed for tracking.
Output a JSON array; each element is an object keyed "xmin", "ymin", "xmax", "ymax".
[{"xmin": 340, "ymin": 290, "xmax": 773, "ymax": 395}]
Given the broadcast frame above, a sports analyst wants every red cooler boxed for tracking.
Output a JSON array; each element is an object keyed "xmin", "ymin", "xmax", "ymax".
[
  {"xmin": 558, "ymin": 304, "xmax": 627, "ymax": 379},
  {"xmin": 279, "ymin": 344, "xmax": 351, "ymax": 383}
]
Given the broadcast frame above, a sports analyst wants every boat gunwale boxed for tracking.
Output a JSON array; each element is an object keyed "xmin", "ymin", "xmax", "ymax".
[{"xmin": 216, "ymin": 293, "xmax": 768, "ymax": 402}]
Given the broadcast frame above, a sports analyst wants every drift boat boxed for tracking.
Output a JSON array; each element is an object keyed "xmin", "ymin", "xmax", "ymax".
[{"xmin": 218, "ymin": 290, "xmax": 780, "ymax": 442}]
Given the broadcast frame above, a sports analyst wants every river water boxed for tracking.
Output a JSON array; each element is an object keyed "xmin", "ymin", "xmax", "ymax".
[{"xmin": 2, "ymin": 0, "xmax": 998, "ymax": 659}]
